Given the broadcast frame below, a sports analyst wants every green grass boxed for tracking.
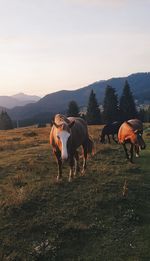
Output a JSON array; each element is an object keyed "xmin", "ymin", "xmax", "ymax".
[{"xmin": 0, "ymin": 125, "xmax": 150, "ymax": 261}]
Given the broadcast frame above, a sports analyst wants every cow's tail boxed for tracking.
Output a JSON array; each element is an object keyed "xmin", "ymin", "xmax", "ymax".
[{"xmin": 87, "ymin": 136, "xmax": 95, "ymax": 155}]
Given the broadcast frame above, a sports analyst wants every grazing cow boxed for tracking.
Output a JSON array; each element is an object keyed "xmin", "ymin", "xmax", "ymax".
[
  {"xmin": 118, "ymin": 119, "xmax": 146, "ymax": 162},
  {"xmin": 50, "ymin": 114, "xmax": 94, "ymax": 181},
  {"xmin": 100, "ymin": 121, "xmax": 122, "ymax": 144}
]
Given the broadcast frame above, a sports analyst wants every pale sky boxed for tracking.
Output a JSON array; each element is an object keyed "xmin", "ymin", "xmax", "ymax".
[{"xmin": 0, "ymin": 0, "xmax": 150, "ymax": 96}]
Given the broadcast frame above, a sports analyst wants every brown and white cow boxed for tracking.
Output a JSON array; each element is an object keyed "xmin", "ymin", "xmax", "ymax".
[
  {"xmin": 118, "ymin": 119, "xmax": 146, "ymax": 163},
  {"xmin": 50, "ymin": 114, "xmax": 94, "ymax": 181}
]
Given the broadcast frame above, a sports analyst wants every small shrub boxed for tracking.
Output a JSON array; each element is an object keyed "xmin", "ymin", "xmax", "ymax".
[
  {"xmin": 23, "ymin": 131, "xmax": 38, "ymax": 137},
  {"xmin": 10, "ymin": 173, "xmax": 27, "ymax": 188}
]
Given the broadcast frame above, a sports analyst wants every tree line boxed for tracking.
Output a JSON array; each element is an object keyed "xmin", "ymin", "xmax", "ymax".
[
  {"xmin": 0, "ymin": 80, "xmax": 150, "ymax": 130},
  {"xmin": 67, "ymin": 80, "xmax": 150, "ymax": 125}
]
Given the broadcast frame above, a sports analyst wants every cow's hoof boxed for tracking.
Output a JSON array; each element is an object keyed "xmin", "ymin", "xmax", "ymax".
[
  {"xmin": 81, "ymin": 170, "xmax": 86, "ymax": 176},
  {"xmin": 130, "ymin": 160, "xmax": 134, "ymax": 164},
  {"xmin": 68, "ymin": 177, "xmax": 73, "ymax": 182},
  {"xmin": 136, "ymin": 154, "xmax": 140, "ymax": 158},
  {"xmin": 56, "ymin": 176, "xmax": 62, "ymax": 182},
  {"xmin": 74, "ymin": 170, "xmax": 78, "ymax": 177}
]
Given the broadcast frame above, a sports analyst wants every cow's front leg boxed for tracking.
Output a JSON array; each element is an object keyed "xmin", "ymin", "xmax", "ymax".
[
  {"xmin": 135, "ymin": 144, "xmax": 140, "ymax": 158},
  {"xmin": 129, "ymin": 143, "xmax": 134, "ymax": 163},
  {"xmin": 123, "ymin": 143, "xmax": 129, "ymax": 160},
  {"xmin": 107, "ymin": 135, "xmax": 111, "ymax": 144},
  {"xmin": 74, "ymin": 151, "xmax": 80, "ymax": 177},
  {"xmin": 69, "ymin": 155, "xmax": 74, "ymax": 182},
  {"xmin": 54, "ymin": 150, "xmax": 62, "ymax": 181}
]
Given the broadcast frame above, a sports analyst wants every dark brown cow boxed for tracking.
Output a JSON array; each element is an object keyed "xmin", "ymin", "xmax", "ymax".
[
  {"xmin": 100, "ymin": 121, "xmax": 122, "ymax": 144},
  {"xmin": 118, "ymin": 119, "xmax": 146, "ymax": 162},
  {"xmin": 50, "ymin": 114, "xmax": 94, "ymax": 181}
]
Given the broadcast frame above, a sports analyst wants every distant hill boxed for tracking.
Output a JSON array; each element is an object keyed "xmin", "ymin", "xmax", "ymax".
[
  {"xmin": 0, "ymin": 93, "xmax": 40, "ymax": 109},
  {"xmin": 12, "ymin": 93, "xmax": 40, "ymax": 102},
  {"xmin": 8, "ymin": 72, "xmax": 150, "ymax": 121}
]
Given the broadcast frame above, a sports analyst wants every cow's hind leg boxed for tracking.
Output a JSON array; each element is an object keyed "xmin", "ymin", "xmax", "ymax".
[
  {"xmin": 81, "ymin": 143, "xmax": 87, "ymax": 175},
  {"xmin": 112, "ymin": 134, "xmax": 118, "ymax": 143}
]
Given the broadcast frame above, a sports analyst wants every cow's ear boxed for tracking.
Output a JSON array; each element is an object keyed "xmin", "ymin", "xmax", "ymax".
[
  {"xmin": 51, "ymin": 120, "xmax": 54, "ymax": 127},
  {"xmin": 51, "ymin": 121, "xmax": 60, "ymax": 128},
  {"xmin": 69, "ymin": 121, "xmax": 75, "ymax": 128}
]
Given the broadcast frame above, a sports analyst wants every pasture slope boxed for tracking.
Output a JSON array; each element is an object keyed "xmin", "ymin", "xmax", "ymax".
[{"xmin": 0, "ymin": 124, "xmax": 150, "ymax": 261}]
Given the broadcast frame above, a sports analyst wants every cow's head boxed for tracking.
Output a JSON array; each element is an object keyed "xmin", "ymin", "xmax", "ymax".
[
  {"xmin": 53, "ymin": 120, "xmax": 75, "ymax": 160},
  {"xmin": 100, "ymin": 129, "xmax": 106, "ymax": 144},
  {"xmin": 100, "ymin": 134, "xmax": 105, "ymax": 144}
]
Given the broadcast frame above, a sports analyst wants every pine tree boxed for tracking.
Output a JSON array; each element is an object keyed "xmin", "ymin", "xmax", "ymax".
[
  {"xmin": 0, "ymin": 111, "xmax": 13, "ymax": 130},
  {"xmin": 67, "ymin": 100, "xmax": 79, "ymax": 117},
  {"xmin": 119, "ymin": 80, "xmax": 137, "ymax": 121},
  {"xmin": 86, "ymin": 90, "xmax": 101, "ymax": 125},
  {"xmin": 103, "ymin": 85, "xmax": 119, "ymax": 123}
]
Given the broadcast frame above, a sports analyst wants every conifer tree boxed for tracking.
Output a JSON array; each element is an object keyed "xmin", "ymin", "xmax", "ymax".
[
  {"xmin": 119, "ymin": 80, "xmax": 137, "ymax": 121},
  {"xmin": 86, "ymin": 90, "xmax": 101, "ymax": 125},
  {"xmin": 0, "ymin": 111, "xmax": 13, "ymax": 130},
  {"xmin": 103, "ymin": 85, "xmax": 119, "ymax": 123},
  {"xmin": 67, "ymin": 100, "xmax": 79, "ymax": 117}
]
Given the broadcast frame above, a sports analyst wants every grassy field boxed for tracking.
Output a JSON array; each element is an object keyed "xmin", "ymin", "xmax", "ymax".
[{"xmin": 0, "ymin": 124, "xmax": 150, "ymax": 261}]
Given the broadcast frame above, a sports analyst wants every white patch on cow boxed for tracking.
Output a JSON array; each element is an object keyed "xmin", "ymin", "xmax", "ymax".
[{"xmin": 57, "ymin": 130, "xmax": 70, "ymax": 160}]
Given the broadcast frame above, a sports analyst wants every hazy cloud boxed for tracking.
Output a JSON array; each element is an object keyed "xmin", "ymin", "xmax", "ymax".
[
  {"xmin": 65, "ymin": 0, "xmax": 128, "ymax": 7},
  {"xmin": 64, "ymin": 0, "xmax": 150, "ymax": 7},
  {"xmin": 0, "ymin": 0, "xmax": 150, "ymax": 95}
]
